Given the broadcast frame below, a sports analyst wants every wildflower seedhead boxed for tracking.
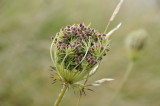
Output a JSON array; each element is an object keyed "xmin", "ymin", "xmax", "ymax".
[
  {"xmin": 51, "ymin": 24, "xmax": 110, "ymax": 84},
  {"xmin": 51, "ymin": 0, "xmax": 124, "ymax": 105},
  {"xmin": 125, "ymin": 29, "xmax": 147, "ymax": 61}
]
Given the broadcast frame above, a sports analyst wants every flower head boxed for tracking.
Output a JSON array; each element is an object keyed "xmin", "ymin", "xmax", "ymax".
[
  {"xmin": 51, "ymin": 0, "xmax": 124, "ymax": 105},
  {"xmin": 125, "ymin": 29, "xmax": 147, "ymax": 61},
  {"xmin": 51, "ymin": 24, "xmax": 110, "ymax": 84}
]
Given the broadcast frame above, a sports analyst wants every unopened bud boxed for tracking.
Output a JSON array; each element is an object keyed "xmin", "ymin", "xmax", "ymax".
[{"xmin": 125, "ymin": 29, "xmax": 147, "ymax": 61}]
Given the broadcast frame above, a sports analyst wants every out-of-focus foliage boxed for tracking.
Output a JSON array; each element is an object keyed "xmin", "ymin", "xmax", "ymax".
[{"xmin": 0, "ymin": 0, "xmax": 160, "ymax": 106}]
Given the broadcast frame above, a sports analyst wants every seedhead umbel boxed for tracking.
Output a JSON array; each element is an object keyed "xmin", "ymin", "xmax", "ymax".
[
  {"xmin": 51, "ymin": 24, "xmax": 109, "ymax": 85},
  {"xmin": 50, "ymin": 0, "xmax": 124, "ymax": 105}
]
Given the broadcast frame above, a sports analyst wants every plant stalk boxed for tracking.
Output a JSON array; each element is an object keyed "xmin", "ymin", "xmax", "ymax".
[
  {"xmin": 54, "ymin": 84, "xmax": 68, "ymax": 106},
  {"xmin": 108, "ymin": 61, "xmax": 134, "ymax": 106}
]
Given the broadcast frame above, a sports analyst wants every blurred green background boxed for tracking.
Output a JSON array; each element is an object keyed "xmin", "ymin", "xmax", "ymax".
[{"xmin": 0, "ymin": 0, "xmax": 160, "ymax": 106}]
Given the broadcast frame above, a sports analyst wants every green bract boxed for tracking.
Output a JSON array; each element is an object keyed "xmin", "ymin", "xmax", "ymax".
[{"xmin": 50, "ymin": 24, "xmax": 109, "ymax": 85}]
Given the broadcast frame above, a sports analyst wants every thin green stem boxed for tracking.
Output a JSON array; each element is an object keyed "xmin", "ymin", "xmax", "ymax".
[
  {"xmin": 54, "ymin": 84, "xmax": 68, "ymax": 106},
  {"xmin": 108, "ymin": 61, "xmax": 134, "ymax": 106}
]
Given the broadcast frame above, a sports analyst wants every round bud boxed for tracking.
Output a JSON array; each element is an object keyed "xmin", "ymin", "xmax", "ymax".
[{"xmin": 125, "ymin": 29, "xmax": 147, "ymax": 61}]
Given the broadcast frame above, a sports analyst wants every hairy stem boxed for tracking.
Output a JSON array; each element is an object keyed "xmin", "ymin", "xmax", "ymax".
[
  {"xmin": 108, "ymin": 61, "xmax": 134, "ymax": 106},
  {"xmin": 54, "ymin": 84, "xmax": 68, "ymax": 106}
]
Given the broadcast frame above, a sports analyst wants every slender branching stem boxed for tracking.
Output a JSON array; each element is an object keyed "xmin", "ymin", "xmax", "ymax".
[
  {"xmin": 54, "ymin": 84, "xmax": 68, "ymax": 106},
  {"xmin": 108, "ymin": 61, "xmax": 134, "ymax": 106}
]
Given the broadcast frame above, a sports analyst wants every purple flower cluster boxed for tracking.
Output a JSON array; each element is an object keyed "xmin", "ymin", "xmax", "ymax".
[
  {"xmin": 85, "ymin": 56, "xmax": 97, "ymax": 65},
  {"xmin": 52, "ymin": 24, "xmax": 109, "ymax": 71}
]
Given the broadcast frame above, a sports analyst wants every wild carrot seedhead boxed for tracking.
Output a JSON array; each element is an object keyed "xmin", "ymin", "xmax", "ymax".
[
  {"xmin": 51, "ymin": 24, "xmax": 110, "ymax": 84},
  {"xmin": 126, "ymin": 29, "xmax": 147, "ymax": 61},
  {"xmin": 51, "ymin": 0, "xmax": 124, "ymax": 105}
]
